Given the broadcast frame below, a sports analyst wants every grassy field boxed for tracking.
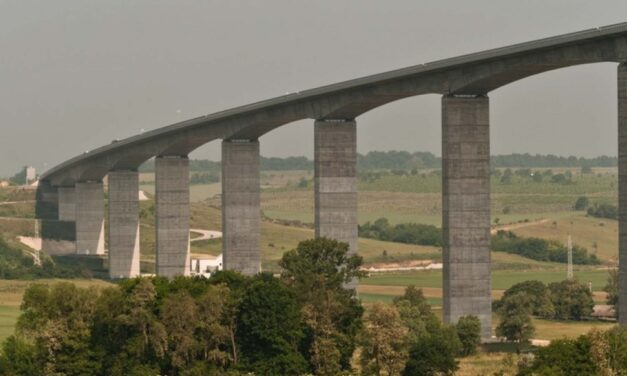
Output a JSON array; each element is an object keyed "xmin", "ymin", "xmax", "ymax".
[
  {"xmin": 0, "ymin": 306, "xmax": 19, "ymax": 344},
  {"xmin": 260, "ymin": 171, "xmax": 618, "ymax": 227},
  {"xmin": 141, "ymin": 183, "xmax": 221, "ymax": 203},
  {"xmin": 514, "ymin": 213, "xmax": 618, "ymax": 263},
  {"xmin": 0, "ymin": 187, "xmax": 35, "ymax": 203},
  {"xmin": 360, "ymin": 269, "xmax": 609, "ymax": 291},
  {"xmin": 531, "ymin": 318, "xmax": 615, "ymax": 340},
  {"xmin": 139, "ymin": 170, "xmax": 312, "ymax": 203}
]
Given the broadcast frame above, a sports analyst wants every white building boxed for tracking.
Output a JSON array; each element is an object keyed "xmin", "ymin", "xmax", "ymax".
[
  {"xmin": 190, "ymin": 254, "xmax": 223, "ymax": 278},
  {"xmin": 25, "ymin": 166, "xmax": 36, "ymax": 183}
]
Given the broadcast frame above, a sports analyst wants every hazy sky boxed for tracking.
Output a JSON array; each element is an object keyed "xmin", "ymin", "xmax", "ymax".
[{"xmin": 1, "ymin": 0, "xmax": 627, "ymax": 177}]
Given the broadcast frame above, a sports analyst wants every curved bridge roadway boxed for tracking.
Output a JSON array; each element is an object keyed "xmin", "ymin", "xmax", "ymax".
[{"xmin": 37, "ymin": 23, "xmax": 627, "ymax": 338}]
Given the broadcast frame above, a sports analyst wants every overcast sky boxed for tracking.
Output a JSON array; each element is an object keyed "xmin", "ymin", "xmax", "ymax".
[{"xmin": 1, "ymin": 1, "xmax": 627, "ymax": 176}]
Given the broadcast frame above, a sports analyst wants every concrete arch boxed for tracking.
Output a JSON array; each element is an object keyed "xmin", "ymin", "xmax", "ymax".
[{"xmin": 39, "ymin": 23, "xmax": 627, "ymax": 186}]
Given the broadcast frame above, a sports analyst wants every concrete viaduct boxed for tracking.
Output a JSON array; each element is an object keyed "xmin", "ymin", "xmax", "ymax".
[{"xmin": 36, "ymin": 23, "xmax": 627, "ymax": 337}]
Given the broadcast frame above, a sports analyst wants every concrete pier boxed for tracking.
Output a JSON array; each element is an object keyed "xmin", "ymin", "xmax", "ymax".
[
  {"xmin": 619, "ymin": 63, "xmax": 627, "ymax": 324},
  {"xmin": 221, "ymin": 140, "xmax": 260, "ymax": 275},
  {"xmin": 58, "ymin": 187, "xmax": 76, "ymax": 221},
  {"xmin": 314, "ymin": 120, "xmax": 358, "ymax": 255},
  {"xmin": 155, "ymin": 156, "xmax": 190, "ymax": 277},
  {"xmin": 75, "ymin": 181, "xmax": 105, "ymax": 255},
  {"xmin": 108, "ymin": 170, "xmax": 140, "ymax": 279},
  {"xmin": 35, "ymin": 181, "xmax": 59, "ymax": 220},
  {"xmin": 441, "ymin": 95, "xmax": 491, "ymax": 338}
]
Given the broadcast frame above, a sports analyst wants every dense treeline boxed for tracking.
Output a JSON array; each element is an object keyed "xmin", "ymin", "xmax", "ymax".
[
  {"xmin": 8, "ymin": 167, "xmax": 28, "ymax": 185},
  {"xmin": 358, "ymin": 218, "xmax": 442, "ymax": 247},
  {"xmin": 517, "ymin": 326, "xmax": 627, "ymax": 375},
  {"xmin": 190, "ymin": 172, "xmax": 220, "ymax": 185},
  {"xmin": 0, "ymin": 238, "xmax": 364, "ymax": 376},
  {"xmin": 137, "ymin": 151, "xmax": 618, "ymax": 173},
  {"xmin": 260, "ymin": 156, "xmax": 312, "ymax": 171},
  {"xmin": 491, "ymin": 279, "xmax": 596, "ymax": 358},
  {"xmin": 493, "ymin": 279, "xmax": 595, "ymax": 322},
  {"xmin": 357, "ymin": 151, "xmax": 440, "ymax": 170},
  {"xmin": 139, "ymin": 157, "xmax": 312, "ymax": 172},
  {"xmin": 491, "ymin": 153, "xmax": 617, "ymax": 168},
  {"xmin": 358, "ymin": 218, "xmax": 598, "ymax": 265},
  {"xmin": 491, "ymin": 230, "xmax": 600, "ymax": 265},
  {"xmin": 0, "ymin": 238, "xmax": 484, "ymax": 376}
]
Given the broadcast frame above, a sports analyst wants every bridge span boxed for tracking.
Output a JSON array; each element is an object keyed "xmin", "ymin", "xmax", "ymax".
[{"xmin": 37, "ymin": 22, "xmax": 627, "ymax": 338}]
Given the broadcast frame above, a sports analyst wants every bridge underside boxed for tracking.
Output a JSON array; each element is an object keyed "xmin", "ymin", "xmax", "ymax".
[{"xmin": 36, "ymin": 24, "xmax": 627, "ymax": 337}]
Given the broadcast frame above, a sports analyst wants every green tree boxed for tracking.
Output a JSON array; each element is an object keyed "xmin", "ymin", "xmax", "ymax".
[
  {"xmin": 551, "ymin": 173, "xmax": 569, "ymax": 184},
  {"xmin": 532, "ymin": 172, "xmax": 543, "ymax": 182},
  {"xmin": 495, "ymin": 292, "xmax": 535, "ymax": 347},
  {"xmin": 92, "ymin": 279, "xmax": 167, "ymax": 374},
  {"xmin": 602, "ymin": 325, "xmax": 627, "ymax": 372},
  {"xmin": 298, "ymin": 177, "xmax": 308, "ymax": 188},
  {"xmin": 16, "ymin": 282, "xmax": 102, "ymax": 376},
  {"xmin": 0, "ymin": 335, "xmax": 40, "ymax": 376},
  {"xmin": 236, "ymin": 273, "xmax": 309, "ymax": 376},
  {"xmin": 9, "ymin": 167, "xmax": 27, "ymax": 185},
  {"xmin": 548, "ymin": 279, "xmax": 594, "ymax": 320},
  {"xmin": 393, "ymin": 286, "xmax": 438, "ymax": 343},
  {"xmin": 402, "ymin": 324, "xmax": 460, "ymax": 376},
  {"xmin": 194, "ymin": 284, "xmax": 231, "ymax": 367},
  {"xmin": 393, "ymin": 285, "xmax": 432, "ymax": 318},
  {"xmin": 160, "ymin": 290, "xmax": 199, "ymax": 370},
  {"xmin": 500, "ymin": 169, "xmax": 513, "ymax": 184},
  {"xmin": 208, "ymin": 270, "xmax": 250, "ymax": 366},
  {"xmin": 574, "ymin": 196, "xmax": 589, "ymax": 210},
  {"xmin": 391, "ymin": 286, "xmax": 460, "ymax": 376},
  {"xmin": 494, "ymin": 280, "xmax": 554, "ymax": 318},
  {"xmin": 359, "ymin": 303, "xmax": 408, "ymax": 376},
  {"xmin": 279, "ymin": 238, "xmax": 365, "ymax": 374},
  {"xmin": 587, "ymin": 203, "xmax": 618, "ymax": 220},
  {"xmin": 455, "ymin": 315, "xmax": 481, "ymax": 356},
  {"xmin": 517, "ymin": 336, "xmax": 597, "ymax": 376},
  {"xmin": 604, "ymin": 268, "xmax": 619, "ymax": 317}
]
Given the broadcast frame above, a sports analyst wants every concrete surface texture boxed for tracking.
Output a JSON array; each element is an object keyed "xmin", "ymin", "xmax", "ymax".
[
  {"xmin": 619, "ymin": 63, "xmax": 627, "ymax": 324},
  {"xmin": 221, "ymin": 140, "xmax": 261, "ymax": 276},
  {"xmin": 75, "ymin": 181, "xmax": 105, "ymax": 255},
  {"xmin": 108, "ymin": 170, "xmax": 141, "ymax": 279},
  {"xmin": 314, "ymin": 120, "xmax": 358, "ymax": 256},
  {"xmin": 441, "ymin": 95, "xmax": 492, "ymax": 338},
  {"xmin": 57, "ymin": 187, "xmax": 75, "ymax": 221},
  {"xmin": 155, "ymin": 156, "xmax": 190, "ymax": 277}
]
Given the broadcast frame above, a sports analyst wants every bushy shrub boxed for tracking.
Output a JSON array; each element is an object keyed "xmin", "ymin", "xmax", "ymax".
[
  {"xmin": 587, "ymin": 203, "xmax": 618, "ymax": 220},
  {"xmin": 359, "ymin": 217, "xmax": 442, "ymax": 247},
  {"xmin": 491, "ymin": 231, "xmax": 599, "ymax": 265}
]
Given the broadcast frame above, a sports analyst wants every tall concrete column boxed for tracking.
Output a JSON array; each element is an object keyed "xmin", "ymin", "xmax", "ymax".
[
  {"xmin": 108, "ymin": 170, "xmax": 140, "ymax": 279},
  {"xmin": 221, "ymin": 140, "xmax": 261, "ymax": 275},
  {"xmin": 442, "ymin": 95, "xmax": 491, "ymax": 338},
  {"xmin": 58, "ymin": 187, "xmax": 76, "ymax": 221},
  {"xmin": 75, "ymin": 181, "xmax": 105, "ymax": 255},
  {"xmin": 155, "ymin": 156, "xmax": 190, "ymax": 277},
  {"xmin": 35, "ymin": 180, "xmax": 59, "ymax": 220},
  {"xmin": 619, "ymin": 63, "xmax": 627, "ymax": 324},
  {"xmin": 314, "ymin": 119, "xmax": 358, "ymax": 255}
]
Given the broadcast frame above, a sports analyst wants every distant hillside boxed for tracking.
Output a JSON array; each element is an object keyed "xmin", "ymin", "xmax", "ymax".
[{"xmin": 138, "ymin": 152, "xmax": 617, "ymax": 172}]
